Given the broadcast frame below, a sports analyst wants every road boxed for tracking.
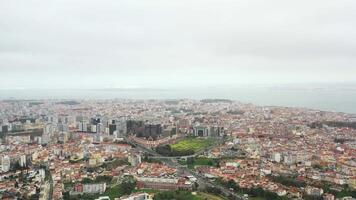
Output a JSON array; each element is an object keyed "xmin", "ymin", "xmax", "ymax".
[{"xmin": 126, "ymin": 137, "xmax": 243, "ymax": 200}]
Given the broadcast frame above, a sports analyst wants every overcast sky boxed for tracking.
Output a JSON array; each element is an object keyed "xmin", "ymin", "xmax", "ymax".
[{"xmin": 0, "ymin": 0, "xmax": 356, "ymax": 89}]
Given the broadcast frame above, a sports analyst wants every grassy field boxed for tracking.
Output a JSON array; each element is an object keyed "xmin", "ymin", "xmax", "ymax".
[{"xmin": 171, "ymin": 137, "xmax": 215, "ymax": 152}]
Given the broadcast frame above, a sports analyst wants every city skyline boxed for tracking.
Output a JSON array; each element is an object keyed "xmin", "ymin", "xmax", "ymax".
[{"xmin": 1, "ymin": 1, "xmax": 356, "ymax": 200}]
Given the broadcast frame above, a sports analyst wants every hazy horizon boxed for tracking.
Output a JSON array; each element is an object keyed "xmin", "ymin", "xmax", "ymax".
[
  {"xmin": 1, "ymin": 0, "xmax": 356, "ymax": 113},
  {"xmin": 1, "ymin": 85, "xmax": 356, "ymax": 114}
]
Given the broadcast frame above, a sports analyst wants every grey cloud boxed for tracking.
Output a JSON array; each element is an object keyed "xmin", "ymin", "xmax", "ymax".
[{"xmin": 0, "ymin": 0, "xmax": 356, "ymax": 89}]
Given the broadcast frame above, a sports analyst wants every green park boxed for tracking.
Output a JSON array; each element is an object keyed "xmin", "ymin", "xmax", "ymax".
[{"xmin": 156, "ymin": 137, "xmax": 216, "ymax": 156}]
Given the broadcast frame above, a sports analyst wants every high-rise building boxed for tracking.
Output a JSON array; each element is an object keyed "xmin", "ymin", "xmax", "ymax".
[
  {"xmin": 1, "ymin": 155, "xmax": 11, "ymax": 172},
  {"xmin": 2, "ymin": 125, "xmax": 8, "ymax": 133},
  {"xmin": 96, "ymin": 123, "xmax": 104, "ymax": 134},
  {"xmin": 20, "ymin": 155, "xmax": 27, "ymax": 167},
  {"xmin": 127, "ymin": 121, "xmax": 162, "ymax": 140},
  {"xmin": 109, "ymin": 124, "xmax": 117, "ymax": 135},
  {"xmin": 0, "ymin": 125, "xmax": 8, "ymax": 139},
  {"xmin": 91, "ymin": 118, "xmax": 100, "ymax": 125},
  {"xmin": 91, "ymin": 125, "xmax": 97, "ymax": 133},
  {"xmin": 77, "ymin": 121, "xmax": 89, "ymax": 132},
  {"xmin": 126, "ymin": 120, "xmax": 145, "ymax": 134},
  {"xmin": 83, "ymin": 122, "xmax": 88, "ymax": 132},
  {"xmin": 142, "ymin": 124, "xmax": 162, "ymax": 140}
]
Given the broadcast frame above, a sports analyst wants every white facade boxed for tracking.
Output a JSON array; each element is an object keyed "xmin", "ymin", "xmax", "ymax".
[
  {"xmin": 1, "ymin": 155, "xmax": 11, "ymax": 172},
  {"xmin": 272, "ymin": 153, "xmax": 281, "ymax": 163},
  {"xmin": 119, "ymin": 193, "xmax": 153, "ymax": 200},
  {"xmin": 20, "ymin": 154, "xmax": 27, "ymax": 167},
  {"xmin": 83, "ymin": 183, "xmax": 106, "ymax": 194},
  {"xmin": 91, "ymin": 125, "xmax": 97, "ymax": 133}
]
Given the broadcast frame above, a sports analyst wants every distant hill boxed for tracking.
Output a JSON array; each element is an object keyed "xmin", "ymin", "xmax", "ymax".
[
  {"xmin": 56, "ymin": 100, "xmax": 80, "ymax": 105},
  {"xmin": 201, "ymin": 99, "xmax": 232, "ymax": 103}
]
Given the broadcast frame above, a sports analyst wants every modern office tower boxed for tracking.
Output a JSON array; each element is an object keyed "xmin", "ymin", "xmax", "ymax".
[
  {"xmin": 142, "ymin": 124, "xmax": 162, "ymax": 140},
  {"xmin": 96, "ymin": 123, "xmax": 104, "ymax": 134},
  {"xmin": 126, "ymin": 120, "xmax": 162, "ymax": 140},
  {"xmin": 2, "ymin": 125, "xmax": 8, "ymax": 133},
  {"xmin": 126, "ymin": 120, "xmax": 145, "ymax": 134},
  {"xmin": 105, "ymin": 127, "xmax": 110, "ymax": 135},
  {"xmin": 91, "ymin": 125, "xmax": 97, "ymax": 133},
  {"xmin": 0, "ymin": 125, "xmax": 8, "ymax": 137},
  {"xmin": 109, "ymin": 124, "xmax": 117, "ymax": 135},
  {"xmin": 114, "ymin": 120, "xmax": 127, "ymax": 137},
  {"xmin": 20, "ymin": 155, "xmax": 27, "ymax": 167},
  {"xmin": 1, "ymin": 155, "xmax": 11, "ymax": 172},
  {"xmin": 77, "ymin": 121, "xmax": 89, "ymax": 132},
  {"xmin": 77, "ymin": 122, "xmax": 83, "ymax": 132},
  {"xmin": 83, "ymin": 122, "xmax": 88, "ymax": 132},
  {"xmin": 91, "ymin": 118, "xmax": 100, "ymax": 125}
]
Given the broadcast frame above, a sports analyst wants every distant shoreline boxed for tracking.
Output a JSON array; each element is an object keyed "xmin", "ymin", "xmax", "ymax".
[{"xmin": 1, "ymin": 88, "xmax": 356, "ymax": 115}]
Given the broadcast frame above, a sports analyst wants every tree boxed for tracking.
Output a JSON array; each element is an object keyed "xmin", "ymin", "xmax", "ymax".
[
  {"xmin": 186, "ymin": 157, "xmax": 194, "ymax": 165},
  {"xmin": 205, "ymin": 186, "xmax": 222, "ymax": 195},
  {"xmin": 156, "ymin": 145, "xmax": 172, "ymax": 156},
  {"xmin": 120, "ymin": 177, "xmax": 136, "ymax": 195},
  {"xmin": 227, "ymin": 179, "xmax": 237, "ymax": 190}
]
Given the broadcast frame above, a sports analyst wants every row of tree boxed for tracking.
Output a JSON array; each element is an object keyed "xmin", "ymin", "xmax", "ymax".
[
  {"xmin": 268, "ymin": 175, "xmax": 306, "ymax": 188},
  {"xmin": 153, "ymin": 190, "xmax": 198, "ymax": 200},
  {"xmin": 216, "ymin": 179, "xmax": 289, "ymax": 200}
]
